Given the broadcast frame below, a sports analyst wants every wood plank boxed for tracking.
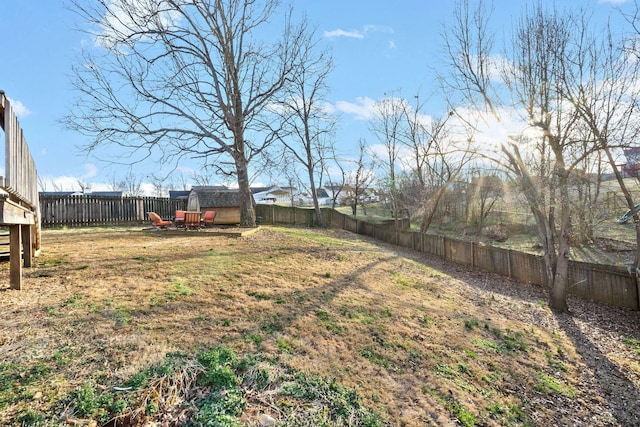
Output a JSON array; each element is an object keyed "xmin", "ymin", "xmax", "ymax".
[
  {"xmin": 9, "ymin": 224, "xmax": 21, "ymax": 290},
  {"xmin": 22, "ymin": 224, "xmax": 33, "ymax": 267},
  {"xmin": 0, "ymin": 200, "xmax": 35, "ymax": 225}
]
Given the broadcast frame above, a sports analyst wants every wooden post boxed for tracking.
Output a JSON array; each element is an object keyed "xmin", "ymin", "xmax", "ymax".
[
  {"xmin": 471, "ymin": 242, "xmax": 475, "ymax": 268},
  {"xmin": 9, "ymin": 224, "xmax": 22, "ymax": 290},
  {"xmin": 22, "ymin": 224, "xmax": 33, "ymax": 267}
]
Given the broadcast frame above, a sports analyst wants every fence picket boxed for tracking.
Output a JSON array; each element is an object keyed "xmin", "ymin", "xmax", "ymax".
[{"xmin": 39, "ymin": 195, "xmax": 186, "ymax": 227}]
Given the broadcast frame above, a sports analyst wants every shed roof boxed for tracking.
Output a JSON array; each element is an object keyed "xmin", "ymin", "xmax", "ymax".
[{"xmin": 190, "ymin": 187, "xmax": 254, "ymax": 207}]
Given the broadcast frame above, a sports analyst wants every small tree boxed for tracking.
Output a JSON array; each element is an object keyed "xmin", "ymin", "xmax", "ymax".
[
  {"xmin": 466, "ymin": 173, "xmax": 504, "ymax": 233},
  {"xmin": 347, "ymin": 139, "xmax": 376, "ymax": 216},
  {"xmin": 272, "ymin": 29, "xmax": 335, "ymax": 225}
]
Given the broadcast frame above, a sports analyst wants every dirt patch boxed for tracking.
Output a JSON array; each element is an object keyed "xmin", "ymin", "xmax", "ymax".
[{"xmin": 0, "ymin": 226, "xmax": 638, "ymax": 426}]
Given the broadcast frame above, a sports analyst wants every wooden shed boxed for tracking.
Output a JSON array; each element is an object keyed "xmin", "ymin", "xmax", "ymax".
[{"xmin": 187, "ymin": 186, "xmax": 255, "ymax": 225}]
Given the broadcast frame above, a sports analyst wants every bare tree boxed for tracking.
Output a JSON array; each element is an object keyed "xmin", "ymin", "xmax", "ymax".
[
  {"xmin": 108, "ymin": 171, "xmax": 143, "ymax": 196},
  {"xmin": 370, "ymin": 93, "xmax": 404, "ymax": 218},
  {"xmin": 394, "ymin": 95, "xmax": 469, "ymax": 231},
  {"xmin": 466, "ymin": 173, "xmax": 504, "ymax": 234},
  {"xmin": 561, "ymin": 14, "xmax": 640, "ymax": 266},
  {"xmin": 148, "ymin": 174, "xmax": 169, "ymax": 197},
  {"xmin": 123, "ymin": 171, "xmax": 143, "ymax": 196},
  {"xmin": 272, "ymin": 30, "xmax": 335, "ymax": 224},
  {"xmin": 37, "ymin": 175, "xmax": 49, "ymax": 192},
  {"xmin": 417, "ymin": 131, "xmax": 474, "ymax": 233},
  {"xmin": 76, "ymin": 179, "xmax": 91, "ymax": 194},
  {"xmin": 65, "ymin": 0, "xmax": 310, "ymax": 227},
  {"xmin": 322, "ymin": 150, "xmax": 346, "ymax": 210},
  {"xmin": 345, "ymin": 139, "xmax": 376, "ymax": 216},
  {"xmin": 444, "ymin": 1, "xmax": 593, "ymax": 311}
]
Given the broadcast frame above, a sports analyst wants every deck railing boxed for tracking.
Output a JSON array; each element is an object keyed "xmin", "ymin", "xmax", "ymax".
[
  {"xmin": 1, "ymin": 91, "xmax": 39, "ymax": 210},
  {"xmin": 0, "ymin": 90, "xmax": 41, "ymax": 289}
]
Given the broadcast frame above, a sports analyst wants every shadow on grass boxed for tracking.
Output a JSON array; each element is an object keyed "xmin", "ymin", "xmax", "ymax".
[{"xmin": 554, "ymin": 310, "xmax": 640, "ymax": 426}]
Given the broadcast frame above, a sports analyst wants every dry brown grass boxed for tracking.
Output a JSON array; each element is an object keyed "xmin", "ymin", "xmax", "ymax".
[{"xmin": 0, "ymin": 226, "xmax": 639, "ymax": 426}]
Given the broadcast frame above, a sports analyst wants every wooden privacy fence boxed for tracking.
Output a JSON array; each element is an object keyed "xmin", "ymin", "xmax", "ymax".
[
  {"xmin": 0, "ymin": 91, "xmax": 40, "ymax": 290},
  {"xmin": 256, "ymin": 205, "xmax": 640, "ymax": 310},
  {"xmin": 39, "ymin": 195, "xmax": 187, "ymax": 227}
]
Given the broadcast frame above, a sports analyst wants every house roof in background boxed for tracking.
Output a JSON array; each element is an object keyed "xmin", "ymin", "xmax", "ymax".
[
  {"xmin": 316, "ymin": 188, "xmax": 329, "ymax": 199},
  {"xmin": 91, "ymin": 191, "xmax": 123, "ymax": 197},
  {"xmin": 39, "ymin": 191, "xmax": 76, "ymax": 197},
  {"xmin": 169, "ymin": 190, "xmax": 190, "ymax": 200},
  {"xmin": 39, "ymin": 191, "xmax": 123, "ymax": 197},
  {"xmin": 251, "ymin": 186, "xmax": 270, "ymax": 194}
]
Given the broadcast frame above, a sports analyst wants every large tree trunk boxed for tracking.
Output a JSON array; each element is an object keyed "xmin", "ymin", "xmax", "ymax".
[
  {"xmin": 236, "ymin": 156, "xmax": 256, "ymax": 228},
  {"xmin": 308, "ymin": 173, "xmax": 323, "ymax": 227},
  {"xmin": 305, "ymin": 140, "xmax": 323, "ymax": 226},
  {"xmin": 550, "ymin": 179, "xmax": 572, "ymax": 312}
]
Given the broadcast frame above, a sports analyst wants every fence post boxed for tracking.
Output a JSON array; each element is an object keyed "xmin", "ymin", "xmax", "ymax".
[{"xmin": 471, "ymin": 242, "xmax": 475, "ymax": 268}]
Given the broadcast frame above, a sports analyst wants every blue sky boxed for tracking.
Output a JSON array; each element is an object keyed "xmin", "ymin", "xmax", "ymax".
[{"xmin": 0, "ymin": 0, "xmax": 632, "ymax": 193}]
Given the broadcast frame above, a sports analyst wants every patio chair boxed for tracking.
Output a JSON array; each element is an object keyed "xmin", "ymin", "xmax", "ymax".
[
  {"xmin": 174, "ymin": 210, "xmax": 186, "ymax": 228},
  {"xmin": 148, "ymin": 212, "xmax": 172, "ymax": 229},
  {"xmin": 201, "ymin": 210, "xmax": 217, "ymax": 227},
  {"xmin": 184, "ymin": 211, "xmax": 201, "ymax": 230}
]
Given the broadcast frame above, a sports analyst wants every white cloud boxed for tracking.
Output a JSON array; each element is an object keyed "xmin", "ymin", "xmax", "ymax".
[
  {"xmin": 388, "ymin": 41, "xmax": 397, "ymax": 49},
  {"xmin": 7, "ymin": 98, "xmax": 31, "ymax": 117},
  {"xmin": 324, "ymin": 29, "xmax": 364, "ymax": 39},
  {"xmin": 96, "ymin": 0, "xmax": 181, "ymax": 49},
  {"xmin": 598, "ymin": 0, "xmax": 629, "ymax": 4},
  {"xmin": 363, "ymin": 25, "xmax": 394, "ymax": 35},
  {"xmin": 324, "ymin": 24, "xmax": 394, "ymax": 40},
  {"xmin": 82, "ymin": 163, "xmax": 99, "ymax": 179},
  {"xmin": 327, "ymin": 97, "xmax": 378, "ymax": 121}
]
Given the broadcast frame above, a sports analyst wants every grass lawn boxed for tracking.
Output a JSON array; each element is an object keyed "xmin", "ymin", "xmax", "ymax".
[{"xmin": 0, "ymin": 226, "xmax": 638, "ymax": 426}]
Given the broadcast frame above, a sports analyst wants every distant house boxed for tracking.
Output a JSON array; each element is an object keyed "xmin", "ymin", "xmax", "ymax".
[
  {"xmin": 168, "ymin": 190, "xmax": 190, "ymax": 201},
  {"xmin": 252, "ymin": 185, "xmax": 292, "ymax": 205},
  {"xmin": 187, "ymin": 186, "xmax": 255, "ymax": 225}
]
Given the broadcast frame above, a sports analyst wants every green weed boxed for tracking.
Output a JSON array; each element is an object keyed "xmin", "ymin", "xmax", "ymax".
[
  {"xmin": 62, "ymin": 293, "xmax": 85, "ymax": 307},
  {"xmin": 280, "ymin": 372, "xmax": 383, "ymax": 426},
  {"xmin": 246, "ymin": 290, "xmax": 271, "ymax": 300},
  {"xmin": 622, "ymin": 337, "xmax": 640, "ymax": 356},
  {"xmin": 545, "ymin": 351, "xmax": 568, "ymax": 372},
  {"xmin": 113, "ymin": 307, "xmax": 133, "ymax": 325},
  {"xmin": 0, "ymin": 362, "xmax": 52, "ymax": 410},
  {"xmin": 464, "ymin": 318, "xmax": 480, "ymax": 330},
  {"xmin": 315, "ymin": 309, "xmax": 345, "ymax": 334},
  {"xmin": 361, "ymin": 347, "xmax": 390, "ymax": 368},
  {"xmin": 534, "ymin": 373, "xmax": 575, "ymax": 396},
  {"xmin": 277, "ymin": 338, "xmax": 293, "ymax": 353}
]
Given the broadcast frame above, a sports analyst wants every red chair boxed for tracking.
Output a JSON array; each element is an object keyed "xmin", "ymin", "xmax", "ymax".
[
  {"xmin": 148, "ymin": 212, "xmax": 172, "ymax": 229},
  {"xmin": 184, "ymin": 211, "xmax": 202, "ymax": 230},
  {"xmin": 201, "ymin": 210, "xmax": 217, "ymax": 227},
  {"xmin": 174, "ymin": 210, "xmax": 186, "ymax": 228}
]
